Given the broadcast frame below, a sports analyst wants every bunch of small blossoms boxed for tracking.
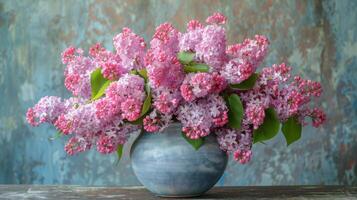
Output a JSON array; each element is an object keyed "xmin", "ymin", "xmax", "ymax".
[
  {"xmin": 26, "ymin": 12, "xmax": 326, "ymax": 164},
  {"xmin": 27, "ymin": 28, "xmax": 147, "ymax": 156}
]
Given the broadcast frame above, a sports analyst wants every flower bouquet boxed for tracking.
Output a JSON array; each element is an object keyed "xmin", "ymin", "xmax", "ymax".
[{"xmin": 26, "ymin": 12, "xmax": 326, "ymax": 196}]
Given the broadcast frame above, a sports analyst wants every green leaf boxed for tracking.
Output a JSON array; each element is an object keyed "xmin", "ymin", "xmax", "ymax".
[
  {"xmin": 90, "ymin": 68, "xmax": 110, "ymax": 100},
  {"xmin": 137, "ymin": 69, "xmax": 148, "ymax": 81},
  {"xmin": 282, "ymin": 116, "xmax": 302, "ymax": 146},
  {"xmin": 230, "ymin": 73, "xmax": 259, "ymax": 90},
  {"xmin": 129, "ymin": 70, "xmax": 138, "ymax": 75},
  {"xmin": 253, "ymin": 108, "xmax": 280, "ymax": 144},
  {"xmin": 177, "ymin": 51, "xmax": 195, "ymax": 64},
  {"xmin": 184, "ymin": 63, "xmax": 209, "ymax": 73},
  {"xmin": 117, "ymin": 144, "xmax": 124, "ymax": 161},
  {"xmin": 92, "ymin": 79, "xmax": 112, "ymax": 100},
  {"xmin": 182, "ymin": 132, "xmax": 204, "ymax": 150},
  {"xmin": 227, "ymin": 94, "xmax": 244, "ymax": 129},
  {"xmin": 140, "ymin": 83, "xmax": 151, "ymax": 116}
]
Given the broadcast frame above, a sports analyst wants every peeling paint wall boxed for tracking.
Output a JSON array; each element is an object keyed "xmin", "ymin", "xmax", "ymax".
[{"xmin": 0, "ymin": 0, "xmax": 356, "ymax": 186}]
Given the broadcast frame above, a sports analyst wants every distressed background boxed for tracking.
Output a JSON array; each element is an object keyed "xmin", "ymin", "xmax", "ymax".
[{"xmin": 0, "ymin": 0, "xmax": 356, "ymax": 186}]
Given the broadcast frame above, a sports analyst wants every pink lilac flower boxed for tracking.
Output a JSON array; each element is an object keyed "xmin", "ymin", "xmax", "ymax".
[
  {"xmin": 179, "ymin": 20, "xmax": 204, "ymax": 52},
  {"xmin": 94, "ymin": 97, "xmax": 121, "ymax": 123},
  {"xmin": 240, "ymin": 63, "xmax": 325, "ymax": 129},
  {"xmin": 215, "ymin": 120, "xmax": 253, "ymax": 164},
  {"xmin": 277, "ymin": 95, "xmax": 325, "ymax": 128},
  {"xmin": 152, "ymin": 87, "xmax": 182, "ymax": 114},
  {"xmin": 245, "ymin": 105, "xmax": 266, "ymax": 129},
  {"xmin": 309, "ymin": 108, "xmax": 326, "ymax": 127},
  {"xmin": 62, "ymin": 47, "xmax": 96, "ymax": 99},
  {"xmin": 222, "ymin": 35, "xmax": 269, "ymax": 84},
  {"xmin": 215, "ymin": 128, "xmax": 239, "ymax": 152},
  {"xmin": 113, "ymin": 27, "xmax": 146, "ymax": 71},
  {"xmin": 206, "ymin": 94, "xmax": 229, "ymax": 127},
  {"xmin": 187, "ymin": 20, "xmax": 203, "ymax": 31},
  {"xmin": 211, "ymin": 73, "xmax": 228, "ymax": 93},
  {"xmin": 53, "ymin": 114, "xmax": 71, "ymax": 135},
  {"xmin": 104, "ymin": 121, "xmax": 139, "ymax": 145},
  {"xmin": 105, "ymin": 74, "xmax": 146, "ymax": 121},
  {"xmin": 61, "ymin": 46, "xmax": 76, "ymax": 64},
  {"xmin": 226, "ymin": 35, "xmax": 269, "ymax": 67},
  {"xmin": 234, "ymin": 149, "xmax": 252, "ymax": 164},
  {"xmin": 179, "ymin": 14, "xmax": 227, "ymax": 71},
  {"xmin": 96, "ymin": 121, "xmax": 139, "ymax": 154},
  {"xmin": 53, "ymin": 97, "xmax": 86, "ymax": 133},
  {"xmin": 259, "ymin": 66, "xmax": 325, "ymax": 125},
  {"xmin": 221, "ymin": 58, "xmax": 254, "ymax": 84},
  {"xmin": 177, "ymin": 95, "xmax": 228, "ymax": 139},
  {"xmin": 180, "ymin": 72, "xmax": 226, "ymax": 102},
  {"xmin": 26, "ymin": 96, "xmax": 64, "ymax": 126},
  {"xmin": 54, "ymin": 103, "xmax": 102, "ymax": 136},
  {"xmin": 26, "ymin": 108, "xmax": 37, "ymax": 126},
  {"xmin": 143, "ymin": 110, "xmax": 172, "ymax": 132},
  {"xmin": 64, "ymin": 136, "xmax": 92, "ymax": 155},
  {"xmin": 195, "ymin": 25, "xmax": 227, "ymax": 72},
  {"xmin": 223, "ymin": 35, "xmax": 269, "ymax": 82},
  {"xmin": 180, "ymin": 13, "xmax": 226, "ymax": 56},
  {"xmin": 63, "ymin": 116, "xmax": 139, "ymax": 155},
  {"xmin": 240, "ymin": 63, "xmax": 291, "ymax": 102},
  {"xmin": 96, "ymin": 134, "xmax": 118, "ymax": 154},
  {"xmin": 106, "ymin": 74, "xmax": 146, "ymax": 100},
  {"xmin": 120, "ymin": 98, "xmax": 142, "ymax": 121},
  {"xmin": 240, "ymin": 64, "xmax": 286, "ymax": 127},
  {"xmin": 149, "ymin": 23, "xmax": 180, "ymax": 57},
  {"xmin": 89, "ymin": 43, "xmax": 106, "ymax": 57},
  {"xmin": 63, "ymin": 97, "xmax": 85, "ymax": 111},
  {"xmin": 146, "ymin": 51, "xmax": 184, "ymax": 89},
  {"xmin": 273, "ymin": 87, "xmax": 305, "ymax": 121},
  {"xmin": 177, "ymin": 101, "xmax": 212, "ymax": 139},
  {"xmin": 89, "ymin": 43, "xmax": 125, "ymax": 81},
  {"xmin": 237, "ymin": 127, "xmax": 253, "ymax": 146},
  {"xmin": 293, "ymin": 76, "xmax": 322, "ymax": 97},
  {"xmin": 180, "ymin": 73, "xmax": 212, "ymax": 102},
  {"xmin": 239, "ymin": 63, "xmax": 291, "ymax": 127},
  {"xmin": 215, "ymin": 119, "xmax": 253, "ymax": 150},
  {"xmin": 146, "ymin": 49, "xmax": 184, "ymax": 114},
  {"xmin": 259, "ymin": 63, "xmax": 291, "ymax": 86},
  {"xmin": 101, "ymin": 62, "xmax": 124, "ymax": 81},
  {"xmin": 206, "ymin": 12, "xmax": 227, "ymax": 25},
  {"xmin": 179, "ymin": 29, "xmax": 203, "ymax": 52}
]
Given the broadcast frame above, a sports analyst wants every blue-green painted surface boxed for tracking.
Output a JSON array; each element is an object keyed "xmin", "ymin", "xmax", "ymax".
[{"xmin": 0, "ymin": 0, "xmax": 356, "ymax": 186}]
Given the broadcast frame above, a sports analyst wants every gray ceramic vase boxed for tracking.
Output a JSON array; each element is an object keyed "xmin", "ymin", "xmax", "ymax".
[{"xmin": 130, "ymin": 123, "xmax": 228, "ymax": 197}]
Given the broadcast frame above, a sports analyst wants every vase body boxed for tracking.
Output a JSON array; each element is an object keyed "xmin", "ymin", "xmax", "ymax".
[{"xmin": 130, "ymin": 123, "xmax": 228, "ymax": 197}]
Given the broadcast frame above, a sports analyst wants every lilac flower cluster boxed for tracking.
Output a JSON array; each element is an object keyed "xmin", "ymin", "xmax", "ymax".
[
  {"xmin": 180, "ymin": 72, "xmax": 226, "ymax": 102},
  {"xmin": 28, "ymin": 28, "xmax": 146, "ymax": 155},
  {"xmin": 177, "ymin": 94, "xmax": 228, "ymax": 139},
  {"xmin": 240, "ymin": 63, "xmax": 326, "ymax": 129},
  {"xmin": 26, "ymin": 13, "xmax": 326, "ymax": 164}
]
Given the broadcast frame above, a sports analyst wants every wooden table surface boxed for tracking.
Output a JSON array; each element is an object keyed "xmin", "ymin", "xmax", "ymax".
[{"xmin": 0, "ymin": 185, "xmax": 356, "ymax": 199}]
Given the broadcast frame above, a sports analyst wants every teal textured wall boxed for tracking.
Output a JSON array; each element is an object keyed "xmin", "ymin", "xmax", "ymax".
[{"xmin": 0, "ymin": 0, "xmax": 356, "ymax": 186}]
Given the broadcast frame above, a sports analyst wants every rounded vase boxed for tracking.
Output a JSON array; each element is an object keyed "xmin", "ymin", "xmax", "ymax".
[{"xmin": 130, "ymin": 123, "xmax": 228, "ymax": 197}]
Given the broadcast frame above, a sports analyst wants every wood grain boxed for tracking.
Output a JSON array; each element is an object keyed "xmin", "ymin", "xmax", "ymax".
[{"xmin": 0, "ymin": 185, "xmax": 356, "ymax": 199}]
